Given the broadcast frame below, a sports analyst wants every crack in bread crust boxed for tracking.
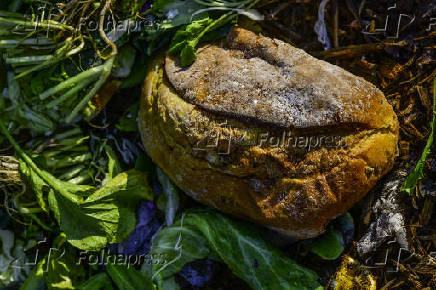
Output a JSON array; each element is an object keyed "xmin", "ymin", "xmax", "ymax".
[
  {"xmin": 165, "ymin": 28, "xmax": 398, "ymax": 131},
  {"xmin": 139, "ymin": 29, "xmax": 399, "ymax": 239}
]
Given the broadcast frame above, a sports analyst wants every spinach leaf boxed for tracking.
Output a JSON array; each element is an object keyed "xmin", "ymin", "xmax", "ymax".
[
  {"xmin": 151, "ymin": 209, "xmax": 321, "ymax": 290},
  {"xmin": 106, "ymin": 263, "xmax": 155, "ymax": 290},
  {"xmin": 401, "ymin": 78, "xmax": 436, "ymax": 195}
]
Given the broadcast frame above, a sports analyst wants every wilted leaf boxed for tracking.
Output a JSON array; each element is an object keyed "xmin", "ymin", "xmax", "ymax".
[
  {"xmin": 0, "ymin": 123, "xmax": 153, "ymax": 251},
  {"xmin": 77, "ymin": 273, "xmax": 114, "ymax": 290},
  {"xmin": 310, "ymin": 229, "xmax": 344, "ymax": 260},
  {"xmin": 156, "ymin": 168, "xmax": 179, "ymax": 226},
  {"xmin": 106, "ymin": 263, "xmax": 154, "ymax": 290},
  {"xmin": 48, "ymin": 170, "xmax": 153, "ymax": 251},
  {"xmin": 151, "ymin": 209, "xmax": 321, "ymax": 290}
]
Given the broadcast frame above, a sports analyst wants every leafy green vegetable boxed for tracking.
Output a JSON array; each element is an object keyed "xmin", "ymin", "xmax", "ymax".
[
  {"xmin": 156, "ymin": 168, "xmax": 180, "ymax": 226},
  {"xmin": 21, "ymin": 234, "xmax": 87, "ymax": 289},
  {"xmin": 169, "ymin": 16, "xmax": 227, "ymax": 66},
  {"xmin": 49, "ymin": 169, "xmax": 153, "ymax": 251},
  {"xmin": 151, "ymin": 213, "xmax": 211, "ymax": 284},
  {"xmin": 77, "ymin": 273, "xmax": 114, "ymax": 290},
  {"xmin": 401, "ymin": 78, "xmax": 436, "ymax": 195},
  {"xmin": 104, "ymin": 145, "xmax": 122, "ymax": 182},
  {"xmin": 44, "ymin": 236, "xmax": 87, "ymax": 289},
  {"xmin": 19, "ymin": 258, "xmax": 45, "ymax": 290},
  {"xmin": 151, "ymin": 209, "xmax": 321, "ymax": 290},
  {"xmin": 310, "ymin": 229, "xmax": 344, "ymax": 260},
  {"xmin": 0, "ymin": 122, "xmax": 154, "ymax": 251},
  {"xmin": 106, "ymin": 263, "xmax": 155, "ymax": 290},
  {"xmin": 163, "ymin": 0, "xmax": 262, "ymax": 66},
  {"xmin": 2, "ymin": 72, "xmax": 55, "ymax": 134},
  {"xmin": 0, "ymin": 3, "xmax": 118, "ymax": 126}
]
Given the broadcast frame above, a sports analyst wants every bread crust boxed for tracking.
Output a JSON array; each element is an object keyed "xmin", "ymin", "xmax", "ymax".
[{"xmin": 139, "ymin": 27, "xmax": 399, "ymax": 238}]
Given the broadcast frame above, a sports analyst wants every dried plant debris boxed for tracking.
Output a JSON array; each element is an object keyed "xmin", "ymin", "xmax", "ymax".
[
  {"xmin": 0, "ymin": 156, "xmax": 20, "ymax": 185},
  {"xmin": 357, "ymin": 169, "xmax": 409, "ymax": 256}
]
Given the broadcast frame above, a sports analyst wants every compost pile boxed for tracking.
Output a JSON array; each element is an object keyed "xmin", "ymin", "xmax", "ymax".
[{"xmin": 0, "ymin": 0, "xmax": 435, "ymax": 289}]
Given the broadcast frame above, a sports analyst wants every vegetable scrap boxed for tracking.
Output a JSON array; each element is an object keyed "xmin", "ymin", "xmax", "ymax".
[{"xmin": 0, "ymin": 0, "xmax": 435, "ymax": 289}]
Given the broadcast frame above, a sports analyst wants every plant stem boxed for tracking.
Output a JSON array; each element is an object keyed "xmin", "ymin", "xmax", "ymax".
[
  {"xmin": 66, "ymin": 56, "xmax": 114, "ymax": 123},
  {"xmin": 5, "ymin": 55, "xmax": 52, "ymax": 66},
  {"xmin": 39, "ymin": 64, "xmax": 105, "ymax": 100},
  {"xmin": 46, "ymin": 75, "xmax": 96, "ymax": 109},
  {"xmin": 0, "ymin": 121, "xmax": 81, "ymax": 204},
  {"xmin": 0, "ymin": 16, "xmax": 74, "ymax": 32}
]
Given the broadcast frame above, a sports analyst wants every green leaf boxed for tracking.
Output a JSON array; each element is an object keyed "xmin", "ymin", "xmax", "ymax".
[
  {"xmin": 18, "ymin": 160, "xmax": 50, "ymax": 213},
  {"xmin": 77, "ymin": 273, "xmax": 114, "ymax": 290},
  {"xmin": 310, "ymin": 229, "xmax": 344, "ymax": 260},
  {"xmin": 22, "ymin": 235, "xmax": 88, "ymax": 289},
  {"xmin": 0, "ymin": 123, "xmax": 154, "ymax": 251},
  {"xmin": 106, "ymin": 263, "xmax": 155, "ymax": 290},
  {"xmin": 104, "ymin": 145, "xmax": 122, "ymax": 181},
  {"xmin": 44, "ymin": 243, "xmax": 87, "ymax": 289},
  {"xmin": 169, "ymin": 16, "xmax": 235, "ymax": 66},
  {"xmin": 20, "ymin": 258, "xmax": 45, "ymax": 290},
  {"xmin": 180, "ymin": 43, "xmax": 197, "ymax": 67},
  {"xmin": 48, "ymin": 169, "xmax": 153, "ymax": 250},
  {"xmin": 401, "ymin": 78, "xmax": 436, "ymax": 195},
  {"xmin": 156, "ymin": 168, "xmax": 179, "ymax": 226},
  {"xmin": 151, "ymin": 209, "xmax": 321, "ymax": 290},
  {"xmin": 151, "ymin": 217, "xmax": 210, "ymax": 284}
]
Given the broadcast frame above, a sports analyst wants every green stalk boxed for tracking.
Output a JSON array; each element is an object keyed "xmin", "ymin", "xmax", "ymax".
[
  {"xmin": 46, "ymin": 75, "xmax": 97, "ymax": 108},
  {"xmin": 16, "ymin": 206, "xmax": 43, "ymax": 214},
  {"xmin": 68, "ymin": 169, "xmax": 93, "ymax": 185},
  {"xmin": 0, "ymin": 10, "xmax": 25, "ymax": 19},
  {"xmin": 0, "ymin": 38, "xmax": 54, "ymax": 48},
  {"xmin": 39, "ymin": 64, "xmax": 105, "ymax": 100},
  {"xmin": 58, "ymin": 165, "xmax": 86, "ymax": 180},
  {"xmin": 52, "ymin": 127, "xmax": 82, "ymax": 140},
  {"xmin": 66, "ymin": 56, "xmax": 115, "ymax": 123},
  {"xmin": 43, "ymin": 152, "xmax": 93, "ymax": 169},
  {"xmin": 0, "ymin": 121, "xmax": 81, "ymax": 204},
  {"xmin": 184, "ymin": 0, "xmax": 261, "ymax": 65},
  {"xmin": 0, "ymin": 16, "xmax": 74, "ymax": 32},
  {"xmin": 14, "ymin": 40, "xmax": 72, "ymax": 79},
  {"xmin": 29, "ymin": 213, "xmax": 53, "ymax": 231},
  {"xmin": 5, "ymin": 55, "xmax": 52, "ymax": 66},
  {"xmin": 58, "ymin": 136, "xmax": 89, "ymax": 146}
]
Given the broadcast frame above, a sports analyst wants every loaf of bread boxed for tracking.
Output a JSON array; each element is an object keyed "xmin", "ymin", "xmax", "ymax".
[{"xmin": 139, "ymin": 27, "xmax": 399, "ymax": 238}]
